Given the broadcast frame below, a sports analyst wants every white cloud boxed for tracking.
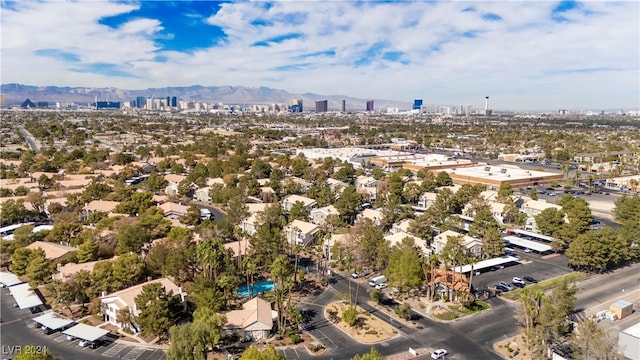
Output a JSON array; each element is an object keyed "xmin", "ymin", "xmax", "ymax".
[{"xmin": 1, "ymin": 0, "xmax": 638, "ymax": 110}]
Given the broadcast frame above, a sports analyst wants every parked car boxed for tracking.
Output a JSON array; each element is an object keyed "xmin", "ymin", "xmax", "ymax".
[
  {"xmin": 496, "ymin": 284, "xmax": 511, "ymax": 292},
  {"xmin": 524, "ymin": 248, "xmax": 532, "ymax": 253},
  {"xmin": 548, "ymin": 191, "xmax": 557, "ymax": 196},
  {"xmin": 351, "ymin": 273, "xmax": 360, "ymax": 279},
  {"xmin": 523, "ymin": 276, "xmax": 539, "ymax": 283},
  {"xmin": 431, "ymin": 349, "xmax": 448, "ymax": 359},
  {"xmin": 512, "ymin": 277, "xmax": 526, "ymax": 287},
  {"xmin": 498, "ymin": 282, "xmax": 513, "ymax": 291},
  {"xmin": 375, "ymin": 282, "xmax": 387, "ymax": 290},
  {"xmin": 79, "ymin": 340, "xmax": 89, "ymax": 347},
  {"xmin": 66, "ymin": 334, "xmax": 75, "ymax": 341}
]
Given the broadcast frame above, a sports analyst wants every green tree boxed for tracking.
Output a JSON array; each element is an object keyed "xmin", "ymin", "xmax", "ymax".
[
  {"xmin": 114, "ymin": 191, "xmax": 155, "ymax": 216},
  {"xmin": 342, "ymin": 306, "xmax": 358, "ymax": 327},
  {"xmin": 112, "ymin": 253, "xmax": 145, "ymax": 289},
  {"xmin": 288, "ymin": 201, "xmax": 310, "ymax": 222},
  {"xmin": 167, "ymin": 323, "xmax": 207, "ymax": 360},
  {"xmin": 26, "ymin": 248, "xmax": 53, "ymax": 286},
  {"xmin": 351, "ymin": 347, "xmax": 383, "ymax": 360},
  {"xmin": 135, "ymin": 282, "xmax": 181, "ymax": 339},
  {"xmin": 468, "ymin": 208, "xmax": 499, "ymax": 239},
  {"xmin": 10, "ymin": 247, "xmax": 33, "ymax": 276},
  {"xmin": 497, "ymin": 183, "xmax": 514, "ymax": 201},
  {"xmin": 334, "ymin": 185, "xmax": 363, "ymax": 224},
  {"xmin": 116, "ymin": 224, "xmax": 150, "ymax": 254},
  {"xmin": 192, "ymin": 307, "xmax": 226, "ymax": 352},
  {"xmin": 1, "ymin": 198, "xmax": 29, "ymax": 224},
  {"xmin": 566, "ymin": 228, "xmax": 629, "ymax": 272},
  {"xmin": 534, "ymin": 208, "xmax": 565, "ymax": 238},
  {"xmin": 435, "ymin": 171, "xmax": 453, "ymax": 187},
  {"xmin": 76, "ymin": 240, "xmax": 99, "ymax": 263},
  {"xmin": 385, "ymin": 237, "xmax": 424, "ymax": 293},
  {"xmin": 269, "ymin": 254, "xmax": 294, "ymax": 334},
  {"xmin": 143, "ymin": 173, "xmax": 168, "ymax": 193},
  {"xmin": 482, "ymin": 226, "xmax": 505, "ymax": 258},
  {"xmin": 569, "ymin": 318, "xmax": 621, "ymax": 360},
  {"xmin": 239, "ymin": 345, "xmax": 285, "ymax": 360}
]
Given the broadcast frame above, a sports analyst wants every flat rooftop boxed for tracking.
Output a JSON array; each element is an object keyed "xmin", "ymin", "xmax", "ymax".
[
  {"xmin": 443, "ymin": 164, "xmax": 561, "ymax": 181},
  {"xmin": 296, "ymin": 147, "xmax": 408, "ymax": 163}
]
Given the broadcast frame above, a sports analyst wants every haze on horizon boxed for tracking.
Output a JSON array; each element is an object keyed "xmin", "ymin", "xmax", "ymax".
[{"xmin": 1, "ymin": 0, "xmax": 638, "ymax": 111}]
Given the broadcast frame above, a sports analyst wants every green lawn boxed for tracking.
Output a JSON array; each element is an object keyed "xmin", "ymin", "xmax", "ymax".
[{"xmin": 502, "ymin": 272, "xmax": 588, "ymax": 300}]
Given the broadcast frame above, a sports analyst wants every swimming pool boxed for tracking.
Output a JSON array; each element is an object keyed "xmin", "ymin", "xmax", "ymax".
[{"xmin": 236, "ymin": 280, "xmax": 274, "ymax": 297}]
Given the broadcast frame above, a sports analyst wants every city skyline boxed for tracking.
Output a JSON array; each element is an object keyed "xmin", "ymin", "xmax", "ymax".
[{"xmin": 1, "ymin": 1, "xmax": 638, "ymax": 111}]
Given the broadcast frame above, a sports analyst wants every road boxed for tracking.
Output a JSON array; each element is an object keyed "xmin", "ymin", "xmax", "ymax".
[
  {"xmin": 0, "ymin": 289, "xmax": 165, "ymax": 360},
  {"xmin": 17, "ymin": 126, "xmax": 41, "ymax": 153},
  {"xmin": 287, "ymin": 273, "xmax": 503, "ymax": 360}
]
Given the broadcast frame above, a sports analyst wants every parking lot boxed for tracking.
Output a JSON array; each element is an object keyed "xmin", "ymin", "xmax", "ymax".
[
  {"xmin": 1, "ymin": 288, "xmax": 165, "ymax": 360},
  {"xmin": 471, "ymin": 249, "xmax": 572, "ymax": 292}
]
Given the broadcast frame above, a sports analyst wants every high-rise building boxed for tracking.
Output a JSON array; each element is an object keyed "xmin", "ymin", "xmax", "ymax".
[
  {"xmin": 136, "ymin": 96, "xmax": 146, "ymax": 108},
  {"xmin": 366, "ymin": 100, "xmax": 374, "ymax": 112},
  {"xmin": 0, "ymin": 94, "xmax": 6, "ymax": 107},
  {"xmin": 341, "ymin": 99, "xmax": 346, "ymax": 112},
  {"xmin": 315, "ymin": 100, "xmax": 328, "ymax": 112},
  {"xmin": 413, "ymin": 99, "xmax": 423, "ymax": 110},
  {"xmin": 290, "ymin": 99, "xmax": 303, "ymax": 112},
  {"xmin": 171, "ymin": 96, "xmax": 177, "ymax": 108}
]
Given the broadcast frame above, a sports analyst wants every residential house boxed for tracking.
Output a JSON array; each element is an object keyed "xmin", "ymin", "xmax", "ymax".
[
  {"xmin": 391, "ymin": 219, "xmax": 413, "ymax": 234},
  {"xmin": 158, "ymin": 202, "xmax": 189, "ymax": 220},
  {"xmin": 384, "ymin": 231, "xmax": 431, "ymax": 255},
  {"xmin": 193, "ymin": 187, "xmax": 211, "ymax": 203},
  {"xmin": 164, "ymin": 174, "xmax": 187, "ymax": 196},
  {"xmin": 521, "ymin": 198, "xmax": 563, "ymax": 232},
  {"xmin": 326, "ymin": 178, "xmax": 347, "ymax": 194},
  {"xmin": 82, "ymin": 200, "xmax": 120, "ymax": 220},
  {"xmin": 282, "ymin": 194, "xmax": 317, "ymax": 212},
  {"xmin": 224, "ymin": 297, "xmax": 276, "ymax": 341},
  {"xmin": 284, "ymin": 220, "xmax": 320, "ymax": 247},
  {"xmin": 101, "ymin": 278, "xmax": 186, "ymax": 332},
  {"xmin": 310, "ymin": 205, "xmax": 339, "ymax": 225},
  {"xmin": 355, "ymin": 175, "xmax": 379, "ymax": 202},
  {"xmin": 417, "ymin": 192, "xmax": 437, "ymax": 210},
  {"xmin": 357, "ymin": 208, "xmax": 384, "ymax": 227},
  {"xmin": 56, "ymin": 258, "xmax": 112, "ymax": 282},
  {"xmin": 432, "ymin": 230, "xmax": 483, "ymax": 258},
  {"xmin": 239, "ymin": 203, "xmax": 270, "ymax": 236},
  {"xmin": 324, "ymin": 233, "xmax": 348, "ymax": 262},
  {"xmin": 26, "ymin": 241, "xmax": 76, "ymax": 260}
]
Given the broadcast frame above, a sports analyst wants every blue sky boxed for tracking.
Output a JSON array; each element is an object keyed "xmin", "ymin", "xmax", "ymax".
[{"xmin": 1, "ymin": 0, "xmax": 638, "ymax": 110}]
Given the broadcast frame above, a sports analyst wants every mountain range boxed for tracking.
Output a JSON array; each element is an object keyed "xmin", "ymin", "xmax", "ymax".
[{"xmin": 0, "ymin": 83, "xmax": 410, "ymax": 111}]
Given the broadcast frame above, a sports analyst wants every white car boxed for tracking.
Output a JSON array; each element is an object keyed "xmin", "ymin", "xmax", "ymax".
[
  {"xmin": 79, "ymin": 340, "xmax": 89, "ymax": 347},
  {"xmin": 524, "ymin": 248, "xmax": 532, "ymax": 253},
  {"xmin": 512, "ymin": 277, "xmax": 526, "ymax": 287},
  {"xmin": 431, "ymin": 348, "xmax": 448, "ymax": 359},
  {"xmin": 375, "ymin": 282, "xmax": 387, "ymax": 290}
]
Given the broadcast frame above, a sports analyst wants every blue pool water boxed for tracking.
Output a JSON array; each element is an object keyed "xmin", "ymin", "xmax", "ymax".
[{"xmin": 236, "ymin": 280, "xmax": 274, "ymax": 297}]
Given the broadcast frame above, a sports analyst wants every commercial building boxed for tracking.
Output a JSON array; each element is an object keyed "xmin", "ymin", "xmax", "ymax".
[
  {"xmin": 95, "ymin": 101, "xmax": 120, "ymax": 109},
  {"xmin": 413, "ymin": 99, "xmax": 423, "ymax": 110},
  {"xmin": 290, "ymin": 99, "xmax": 303, "ymax": 112},
  {"xmin": 440, "ymin": 164, "xmax": 564, "ymax": 189},
  {"xmin": 366, "ymin": 100, "xmax": 374, "ymax": 112},
  {"xmin": 315, "ymin": 100, "xmax": 328, "ymax": 112}
]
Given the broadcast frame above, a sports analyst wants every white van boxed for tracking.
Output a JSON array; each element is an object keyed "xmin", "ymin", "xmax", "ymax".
[{"xmin": 369, "ymin": 275, "xmax": 387, "ymax": 287}]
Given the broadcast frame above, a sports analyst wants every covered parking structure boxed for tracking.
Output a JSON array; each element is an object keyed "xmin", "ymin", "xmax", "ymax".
[
  {"xmin": 9, "ymin": 283, "xmax": 43, "ymax": 310},
  {"xmin": 0, "ymin": 271, "xmax": 23, "ymax": 288},
  {"xmin": 62, "ymin": 323, "xmax": 109, "ymax": 344},
  {"xmin": 458, "ymin": 255, "xmax": 520, "ymax": 274},
  {"xmin": 503, "ymin": 236, "xmax": 553, "ymax": 253},
  {"xmin": 511, "ymin": 229, "xmax": 554, "ymax": 243},
  {"xmin": 33, "ymin": 312, "xmax": 75, "ymax": 333}
]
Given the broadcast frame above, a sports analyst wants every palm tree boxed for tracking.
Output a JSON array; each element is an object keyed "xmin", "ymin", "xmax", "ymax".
[{"xmin": 243, "ymin": 257, "xmax": 257, "ymax": 298}]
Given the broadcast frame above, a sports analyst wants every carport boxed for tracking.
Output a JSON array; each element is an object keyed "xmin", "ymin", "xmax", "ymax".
[
  {"xmin": 511, "ymin": 229, "xmax": 554, "ymax": 242},
  {"xmin": 0, "ymin": 271, "xmax": 23, "ymax": 287},
  {"xmin": 503, "ymin": 236, "xmax": 553, "ymax": 253},
  {"xmin": 62, "ymin": 323, "xmax": 109, "ymax": 343},
  {"xmin": 9, "ymin": 283, "xmax": 43, "ymax": 309},
  {"xmin": 33, "ymin": 312, "xmax": 74, "ymax": 332},
  {"xmin": 458, "ymin": 255, "xmax": 519, "ymax": 273}
]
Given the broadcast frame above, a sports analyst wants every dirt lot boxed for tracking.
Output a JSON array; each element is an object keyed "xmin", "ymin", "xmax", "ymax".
[{"xmin": 325, "ymin": 302, "xmax": 396, "ymax": 343}]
